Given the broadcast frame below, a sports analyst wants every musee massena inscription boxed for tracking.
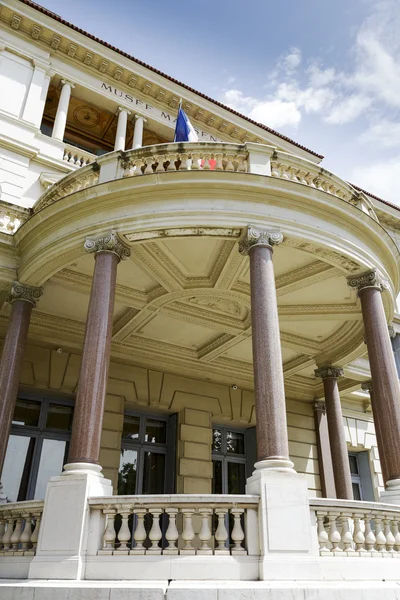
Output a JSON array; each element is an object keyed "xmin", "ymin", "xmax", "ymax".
[{"xmin": 100, "ymin": 83, "xmax": 223, "ymax": 143}]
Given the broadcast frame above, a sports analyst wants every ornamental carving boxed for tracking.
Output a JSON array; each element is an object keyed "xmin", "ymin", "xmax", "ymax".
[
  {"xmin": 84, "ymin": 231, "xmax": 131, "ymax": 261},
  {"xmin": 361, "ymin": 381, "xmax": 373, "ymax": 393},
  {"xmin": 347, "ymin": 269, "xmax": 388, "ymax": 293},
  {"xmin": 7, "ymin": 282, "xmax": 43, "ymax": 307},
  {"xmin": 186, "ymin": 296, "xmax": 242, "ymax": 316},
  {"xmin": 314, "ymin": 366, "xmax": 344, "ymax": 380},
  {"xmin": 239, "ymin": 226, "xmax": 283, "ymax": 255}
]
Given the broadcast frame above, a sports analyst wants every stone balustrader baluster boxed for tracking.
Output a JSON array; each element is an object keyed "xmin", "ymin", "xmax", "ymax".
[
  {"xmin": 384, "ymin": 516, "xmax": 395, "ymax": 553},
  {"xmin": 237, "ymin": 154, "xmax": 247, "ymax": 172},
  {"xmin": 164, "ymin": 508, "xmax": 179, "ymax": 555},
  {"xmin": 30, "ymin": 513, "xmax": 41, "ymax": 553},
  {"xmin": 215, "ymin": 508, "xmax": 230, "ymax": 555},
  {"xmin": 20, "ymin": 513, "xmax": 33, "ymax": 552},
  {"xmin": 197, "ymin": 508, "xmax": 213, "ymax": 555},
  {"xmin": 328, "ymin": 512, "xmax": 342, "ymax": 553},
  {"xmin": 2, "ymin": 517, "xmax": 13, "ymax": 551},
  {"xmin": 225, "ymin": 154, "xmax": 235, "ymax": 172},
  {"xmin": 179, "ymin": 153, "xmax": 189, "ymax": 171},
  {"xmin": 364, "ymin": 514, "xmax": 377, "ymax": 554},
  {"xmin": 202, "ymin": 154, "xmax": 211, "ymax": 170},
  {"xmin": 10, "ymin": 516, "xmax": 23, "ymax": 551},
  {"xmin": 340, "ymin": 512, "xmax": 355, "ymax": 553},
  {"xmin": 353, "ymin": 512, "xmax": 366, "ymax": 554},
  {"xmin": 316, "ymin": 512, "xmax": 330, "ymax": 554},
  {"xmin": 393, "ymin": 519, "xmax": 400, "ymax": 553},
  {"xmin": 181, "ymin": 509, "xmax": 196, "ymax": 555},
  {"xmin": 133, "ymin": 159, "xmax": 144, "ymax": 176},
  {"xmin": 155, "ymin": 155, "xmax": 166, "ymax": 173},
  {"xmin": 270, "ymin": 162, "xmax": 279, "ymax": 177},
  {"xmin": 147, "ymin": 508, "xmax": 163, "ymax": 554},
  {"xmin": 214, "ymin": 153, "xmax": 223, "ymax": 171},
  {"xmin": 143, "ymin": 158, "xmax": 154, "ymax": 175},
  {"xmin": 374, "ymin": 515, "xmax": 387, "ymax": 554},
  {"xmin": 231, "ymin": 508, "xmax": 246, "ymax": 554},
  {"xmin": 116, "ymin": 507, "xmax": 131, "ymax": 553},
  {"xmin": 166, "ymin": 154, "xmax": 177, "ymax": 172},
  {"xmin": 101, "ymin": 509, "xmax": 117, "ymax": 553},
  {"xmin": 131, "ymin": 508, "xmax": 147, "ymax": 554},
  {"xmin": 191, "ymin": 153, "xmax": 200, "ymax": 170}
]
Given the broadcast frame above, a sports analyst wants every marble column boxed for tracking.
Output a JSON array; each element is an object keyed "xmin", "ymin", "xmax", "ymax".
[
  {"xmin": 348, "ymin": 269, "xmax": 400, "ymax": 501},
  {"xmin": 52, "ymin": 79, "xmax": 74, "ymax": 141},
  {"xmin": 315, "ymin": 366, "xmax": 353, "ymax": 500},
  {"xmin": 114, "ymin": 107, "xmax": 131, "ymax": 151},
  {"xmin": 66, "ymin": 231, "xmax": 130, "ymax": 470},
  {"xmin": 361, "ymin": 380, "xmax": 389, "ymax": 489},
  {"xmin": 0, "ymin": 283, "xmax": 42, "ymax": 498},
  {"xmin": 239, "ymin": 226, "xmax": 293, "ymax": 471},
  {"xmin": 132, "ymin": 114, "xmax": 146, "ymax": 149}
]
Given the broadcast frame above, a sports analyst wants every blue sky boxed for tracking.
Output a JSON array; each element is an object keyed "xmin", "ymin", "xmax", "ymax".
[{"xmin": 37, "ymin": 0, "xmax": 400, "ymax": 203}]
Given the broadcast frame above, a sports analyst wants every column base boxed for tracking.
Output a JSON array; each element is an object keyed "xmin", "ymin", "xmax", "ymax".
[
  {"xmin": 254, "ymin": 458, "xmax": 296, "ymax": 473},
  {"xmin": 379, "ymin": 478, "xmax": 400, "ymax": 506},
  {"xmin": 29, "ymin": 463, "xmax": 112, "ymax": 580}
]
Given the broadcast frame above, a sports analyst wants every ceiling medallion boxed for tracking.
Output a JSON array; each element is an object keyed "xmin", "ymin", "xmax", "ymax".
[{"xmin": 73, "ymin": 105, "xmax": 100, "ymax": 128}]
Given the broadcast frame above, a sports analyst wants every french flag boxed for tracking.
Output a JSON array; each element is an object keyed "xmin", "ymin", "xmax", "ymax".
[{"xmin": 174, "ymin": 104, "xmax": 199, "ymax": 142}]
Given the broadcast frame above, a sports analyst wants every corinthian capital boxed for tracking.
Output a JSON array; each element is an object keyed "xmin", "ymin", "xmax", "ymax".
[
  {"xmin": 84, "ymin": 231, "xmax": 131, "ymax": 261},
  {"xmin": 361, "ymin": 380, "xmax": 373, "ymax": 393},
  {"xmin": 239, "ymin": 225, "xmax": 283, "ymax": 255},
  {"xmin": 7, "ymin": 282, "xmax": 43, "ymax": 307},
  {"xmin": 315, "ymin": 366, "xmax": 344, "ymax": 380},
  {"xmin": 347, "ymin": 269, "xmax": 388, "ymax": 294}
]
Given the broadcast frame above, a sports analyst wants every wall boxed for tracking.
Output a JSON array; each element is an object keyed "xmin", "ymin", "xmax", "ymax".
[{"xmin": 17, "ymin": 341, "xmax": 322, "ymax": 495}]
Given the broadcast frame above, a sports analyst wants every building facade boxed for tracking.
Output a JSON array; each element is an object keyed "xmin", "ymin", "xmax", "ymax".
[{"xmin": 1, "ymin": 1, "xmax": 400, "ymax": 598}]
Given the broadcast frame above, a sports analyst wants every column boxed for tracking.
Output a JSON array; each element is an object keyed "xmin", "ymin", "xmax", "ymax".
[
  {"xmin": 66, "ymin": 231, "xmax": 130, "ymax": 471},
  {"xmin": 239, "ymin": 226, "xmax": 293, "ymax": 471},
  {"xmin": 52, "ymin": 79, "xmax": 74, "ymax": 141},
  {"xmin": 114, "ymin": 106, "xmax": 130, "ymax": 151},
  {"xmin": 315, "ymin": 366, "xmax": 353, "ymax": 500},
  {"xmin": 313, "ymin": 401, "xmax": 336, "ymax": 498},
  {"xmin": 132, "ymin": 114, "xmax": 146, "ymax": 149},
  {"xmin": 361, "ymin": 381, "xmax": 389, "ymax": 488},
  {"xmin": 348, "ymin": 269, "xmax": 400, "ymax": 501},
  {"xmin": 0, "ymin": 283, "xmax": 42, "ymax": 498}
]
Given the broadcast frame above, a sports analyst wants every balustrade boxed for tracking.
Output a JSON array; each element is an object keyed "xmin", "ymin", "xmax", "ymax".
[
  {"xmin": 63, "ymin": 143, "xmax": 95, "ymax": 167},
  {"xmin": 311, "ymin": 499, "xmax": 400, "ymax": 556},
  {"xmin": 0, "ymin": 501, "xmax": 43, "ymax": 556},
  {"xmin": 89, "ymin": 494, "xmax": 258, "ymax": 557}
]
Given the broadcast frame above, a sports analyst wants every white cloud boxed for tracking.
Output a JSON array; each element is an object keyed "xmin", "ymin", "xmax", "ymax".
[
  {"xmin": 351, "ymin": 157, "xmax": 400, "ymax": 205},
  {"xmin": 359, "ymin": 120, "xmax": 400, "ymax": 147},
  {"xmin": 283, "ymin": 47, "xmax": 301, "ymax": 72},
  {"xmin": 325, "ymin": 94, "xmax": 372, "ymax": 124},
  {"xmin": 222, "ymin": 89, "xmax": 301, "ymax": 128}
]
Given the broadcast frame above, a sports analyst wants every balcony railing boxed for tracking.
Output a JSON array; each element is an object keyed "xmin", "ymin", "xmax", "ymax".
[
  {"xmin": 0, "ymin": 500, "xmax": 43, "ymax": 556},
  {"xmin": 33, "ymin": 142, "xmax": 379, "ymax": 221}
]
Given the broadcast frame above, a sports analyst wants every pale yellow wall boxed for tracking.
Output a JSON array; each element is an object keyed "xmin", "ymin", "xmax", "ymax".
[{"xmin": 17, "ymin": 341, "xmax": 321, "ymax": 495}]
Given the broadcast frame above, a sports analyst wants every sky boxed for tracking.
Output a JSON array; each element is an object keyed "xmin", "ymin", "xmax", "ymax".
[{"xmin": 34, "ymin": 0, "xmax": 400, "ymax": 204}]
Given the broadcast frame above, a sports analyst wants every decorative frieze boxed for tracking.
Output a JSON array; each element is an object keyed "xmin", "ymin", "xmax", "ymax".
[
  {"xmin": 347, "ymin": 269, "xmax": 388, "ymax": 293},
  {"xmin": 314, "ymin": 366, "xmax": 344, "ymax": 380},
  {"xmin": 84, "ymin": 230, "xmax": 131, "ymax": 261},
  {"xmin": 238, "ymin": 226, "xmax": 283, "ymax": 255},
  {"xmin": 7, "ymin": 282, "xmax": 43, "ymax": 307}
]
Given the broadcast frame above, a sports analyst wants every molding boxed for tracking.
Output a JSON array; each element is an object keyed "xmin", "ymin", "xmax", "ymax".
[{"xmin": 238, "ymin": 225, "xmax": 283, "ymax": 255}]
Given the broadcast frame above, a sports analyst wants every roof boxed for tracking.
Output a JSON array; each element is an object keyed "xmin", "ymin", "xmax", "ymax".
[
  {"xmin": 17, "ymin": 0, "xmax": 324, "ymax": 159},
  {"xmin": 351, "ymin": 183, "xmax": 400, "ymax": 214}
]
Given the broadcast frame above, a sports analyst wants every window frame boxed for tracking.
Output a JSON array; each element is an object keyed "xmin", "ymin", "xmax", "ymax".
[
  {"xmin": 212, "ymin": 426, "xmax": 246, "ymax": 495},
  {"xmin": 348, "ymin": 451, "xmax": 364, "ymax": 501}
]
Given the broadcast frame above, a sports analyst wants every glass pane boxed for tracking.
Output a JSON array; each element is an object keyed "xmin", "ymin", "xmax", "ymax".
[
  {"xmin": 145, "ymin": 420, "xmax": 166, "ymax": 444},
  {"xmin": 227, "ymin": 462, "xmax": 246, "ymax": 494},
  {"xmin": 12, "ymin": 399, "xmax": 41, "ymax": 427},
  {"xmin": 122, "ymin": 416, "xmax": 140, "ymax": 441},
  {"xmin": 213, "ymin": 429, "xmax": 222, "ymax": 452},
  {"xmin": 352, "ymin": 482, "xmax": 362, "ymax": 501},
  {"xmin": 118, "ymin": 449, "xmax": 138, "ymax": 494},
  {"xmin": 34, "ymin": 439, "xmax": 67, "ymax": 500},
  {"xmin": 46, "ymin": 404, "xmax": 73, "ymax": 430},
  {"xmin": 349, "ymin": 454, "xmax": 359, "ymax": 475},
  {"xmin": 142, "ymin": 452, "xmax": 165, "ymax": 494},
  {"xmin": 2, "ymin": 435, "xmax": 35, "ymax": 501},
  {"xmin": 212, "ymin": 460, "xmax": 223, "ymax": 494},
  {"xmin": 227, "ymin": 431, "xmax": 245, "ymax": 454}
]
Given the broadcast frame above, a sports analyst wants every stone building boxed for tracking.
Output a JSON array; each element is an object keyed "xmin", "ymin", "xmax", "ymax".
[{"xmin": 1, "ymin": 0, "xmax": 400, "ymax": 598}]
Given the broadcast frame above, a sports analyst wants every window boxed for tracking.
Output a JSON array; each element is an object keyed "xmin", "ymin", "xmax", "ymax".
[
  {"xmin": 212, "ymin": 427, "xmax": 246, "ymax": 494},
  {"xmin": 348, "ymin": 451, "xmax": 375, "ymax": 501},
  {"xmin": 2, "ymin": 396, "xmax": 73, "ymax": 502},
  {"xmin": 118, "ymin": 412, "xmax": 176, "ymax": 495}
]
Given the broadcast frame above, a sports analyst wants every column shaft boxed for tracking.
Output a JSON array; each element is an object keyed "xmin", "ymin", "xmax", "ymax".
[
  {"xmin": 321, "ymin": 375, "xmax": 353, "ymax": 499},
  {"xmin": 68, "ymin": 252, "xmax": 118, "ymax": 464},
  {"xmin": 52, "ymin": 80, "xmax": 73, "ymax": 141},
  {"xmin": 114, "ymin": 107, "xmax": 130, "ymax": 151},
  {"xmin": 359, "ymin": 287, "xmax": 400, "ymax": 480},
  {"xmin": 132, "ymin": 115, "xmax": 145, "ymax": 149}
]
